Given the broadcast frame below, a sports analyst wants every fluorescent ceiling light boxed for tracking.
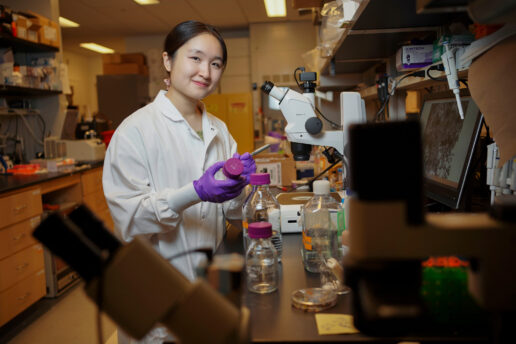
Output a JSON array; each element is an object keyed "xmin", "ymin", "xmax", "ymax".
[
  {"xmin": 80, "ymin": 43, "xmax": 115, "ymax": 54},
  {"xmin": 59, "ymin": 16, "xmax": 79, "ymax": 28},
  {"xmin": 264, "ymin": 0, "xmax": 286, "ymax": 17},
  {"xmin": 133, "ymin": 0, "xmax": 160, "ymax": 5}
]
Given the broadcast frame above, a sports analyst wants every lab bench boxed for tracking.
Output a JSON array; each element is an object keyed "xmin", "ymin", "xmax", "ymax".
[
  {"xmin": 216, "ymin": 223, "xmax": 489, "ymax": 344},
  {"xmin": 0, "ymin": 163, "xmax": 113, "ymax": 327}
]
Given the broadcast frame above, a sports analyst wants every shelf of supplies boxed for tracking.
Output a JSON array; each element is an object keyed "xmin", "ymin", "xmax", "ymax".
[
  {"xmin": 359, "ymin": 66, "xmax": 469, "ymax": 100},
  {"xmin": 0, "ymin": 33, "xmax": 59, "ymax": 53},
  {"xmin": 0, "ymin": 85, "xmax": 61, "ymax": 97},
  {"xmin": 320, "ymin": 0, "xmax": 471, "ymax": 76}
]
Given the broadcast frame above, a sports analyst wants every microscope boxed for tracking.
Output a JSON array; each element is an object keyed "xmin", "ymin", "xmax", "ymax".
[{"xmin": 33, "ymin": 206, "xmax": 249, "ymax": 344}]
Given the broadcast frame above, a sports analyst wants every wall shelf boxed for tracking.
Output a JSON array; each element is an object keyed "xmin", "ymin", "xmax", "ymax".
[
  {"xmin": 359, "ymin": 66, "xmax": 469, "ymax": 100},
  {"xmin": 319, "ymin": 0, "xmax": 471, "ymax": 76},
  {"xmin": 0, "ymin": 85, "xmax": 61, "ymax": 97},
  {"xmin": 0, "ymin": 33, "xmax": 59, "ymax": 53}
]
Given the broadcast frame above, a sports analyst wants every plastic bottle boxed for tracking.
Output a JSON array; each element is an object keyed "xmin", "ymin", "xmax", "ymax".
[
  {"xmin": 222, "ymin": 157, "xmax": 244, "ymax": 179},
  {"xmin": 242, "ymin": 173, "xmax": 282, "ymax": 261},
  {"xmin": 246, "ymin": 222, "xmax": 278, "ymax": 294},
  {"xmin": 301, "ymin": 180, "xmax": 341, "ymax": 272}
]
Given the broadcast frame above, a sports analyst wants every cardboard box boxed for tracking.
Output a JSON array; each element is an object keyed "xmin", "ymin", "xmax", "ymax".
[
  {"xmin": 103, "ymin": 63, "xmax": 148, "ymax": 75},
  {"xmin": 39, "ymin": 20, "xmax": 60, "ymax": 47},
  {"xmin": 121, "ymin": 53, "xmax": 146, "ymax": 65},
  {"xmin": 292, "ymin": 0, "xmax": 323, "ymax": 9},
  {"xmin": 26, "ymin": 19, "xmax": 41, "ymax": 43},
  {"xmin": 254, "ymin": 153, "xmax": 297, "ymax": 186},
  {"xmin": 102, "ymin": 54, "xmax": 122, "ymax": 64},
  {"xmin": 19, "ymin": 11, "xmax": 60, "ymax": 47},
  {"xmin": 13, "ymin": 14, "xmax": 28, "ymax": 40},
  {"xmin": 395, "ymin": 44, "xmax": 433, "ymax": 71},
  {"xmin": 102, "ymin": 53, "xmax": 146, "ymax": 65}
]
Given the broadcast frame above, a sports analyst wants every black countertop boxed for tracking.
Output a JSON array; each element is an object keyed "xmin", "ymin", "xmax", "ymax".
[
  {"xmin": 217, "ymin": 223, "xmax": 488, "ymax": 343},
  {"xmin": 0, "ymin": 162, "xmax": 103, "ymax": 194}
]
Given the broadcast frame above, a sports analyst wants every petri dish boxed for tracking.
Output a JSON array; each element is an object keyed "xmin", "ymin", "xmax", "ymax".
[{"xmin": 291, "ymin": 287, "xmax": 337, "ymax": 312}]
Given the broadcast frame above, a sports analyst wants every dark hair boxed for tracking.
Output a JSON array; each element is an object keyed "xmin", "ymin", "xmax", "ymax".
[{"xmin": 164, "ymin": 20, "xmax": 227, "ymax": 67}]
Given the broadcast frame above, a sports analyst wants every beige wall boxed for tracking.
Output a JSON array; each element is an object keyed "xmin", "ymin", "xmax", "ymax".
[
  {"xmin": 250, "ymin": 21, "xmax": 316, "ymax": 88},
  {"xmin": 220, "ymin": 37, "xmax": 251, "ymax": 93},
  {"xmin": 63, "ymin": 51, "xmax": 102, "ymax": 115}
]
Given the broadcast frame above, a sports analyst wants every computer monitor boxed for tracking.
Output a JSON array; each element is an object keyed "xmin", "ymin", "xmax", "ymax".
[{"xmin": 420, "ymin": 95, "xmax": 483, "ymax": 209}]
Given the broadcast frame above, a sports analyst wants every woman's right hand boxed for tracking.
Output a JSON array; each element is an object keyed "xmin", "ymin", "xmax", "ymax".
[{"xmin": 193, "ymin": 161, "xmax": 247, "ymax": 203}]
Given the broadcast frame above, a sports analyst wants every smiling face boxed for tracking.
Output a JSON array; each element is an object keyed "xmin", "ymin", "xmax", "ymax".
[{"xmin": 164, "ymin": 33, "xmax": 224, "ymax": 104}]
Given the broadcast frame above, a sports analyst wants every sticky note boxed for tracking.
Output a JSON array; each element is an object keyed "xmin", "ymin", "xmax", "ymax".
[{"xmin": 315, "ymin": 313, "xmax": 359, "ymax": 335}]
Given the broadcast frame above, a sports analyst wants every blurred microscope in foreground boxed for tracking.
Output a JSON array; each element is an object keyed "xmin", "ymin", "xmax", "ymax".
[{"xmin": 33, "ymin": 206, "xmax": 249, "ymax": 344}]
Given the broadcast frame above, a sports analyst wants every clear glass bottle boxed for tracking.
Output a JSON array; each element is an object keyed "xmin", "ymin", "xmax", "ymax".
[
  {"xmin": 301, "ymin": 180, "xmax": 341, "ymax": 272},
  {"xmin": 242, "ymin": 173, "xmax": 282, "ymax": 260},
  {"xmin": 246, "ymin": 222, "xmax": 278, "ymax": 294}
]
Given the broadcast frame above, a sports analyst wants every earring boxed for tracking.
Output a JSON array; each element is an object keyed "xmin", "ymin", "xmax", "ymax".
[{"xmin": 164, "ymin": 78, "xmax": 171, "ymax": 90}]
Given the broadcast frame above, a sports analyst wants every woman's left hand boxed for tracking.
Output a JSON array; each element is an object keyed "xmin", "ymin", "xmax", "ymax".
[{"xmin": 233, "ymin": 152, "xmax": 256, "ymax": 183}]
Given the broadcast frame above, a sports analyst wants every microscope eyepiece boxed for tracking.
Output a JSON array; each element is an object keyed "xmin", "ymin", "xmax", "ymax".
[{"xmin": 261, "ymin": 81, "xmax": 274, "ymax": 94}]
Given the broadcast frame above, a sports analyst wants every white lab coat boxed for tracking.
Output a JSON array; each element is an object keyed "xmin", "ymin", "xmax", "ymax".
[{"xmin": 102, "ymin": 90, "xmax": 244, "ymax": 344}]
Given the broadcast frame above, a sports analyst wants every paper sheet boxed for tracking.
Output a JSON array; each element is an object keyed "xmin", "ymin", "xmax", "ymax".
[
  {"xmin": 468, "ymin": 34, "xmax": 516, "ymax": 165},
  {"xmin": 314, "ymin": 313, "xmax": 359, "ymax": 335}
]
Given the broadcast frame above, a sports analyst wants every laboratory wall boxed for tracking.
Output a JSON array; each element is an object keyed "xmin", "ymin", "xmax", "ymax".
[
  {"xmin": 62, "ymin": 51, "xmax": 102, "ymax": 115},
  {"xmin": 250, "ymin": 21, "xmax": 316, "ymax": 87}
]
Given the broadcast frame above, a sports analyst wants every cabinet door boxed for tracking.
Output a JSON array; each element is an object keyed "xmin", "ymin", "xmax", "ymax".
[
  {"xmin": 81, "ymin": 167, "xmax": 103, "ymax": 196},
  {"xmin": 0, "ymin": 244, "xmax": 44, "ymax": 292},
  {"xmin": 226, "ymin": 93, "xmax": 254, "ymax": 154},
  {"xmin": 0, "ymin": 216, "xmax": 40, "ymax": 260},
  {"xmin": 83, "ymin": 189, "xmax": 109, "ymax": 214},
  {"xmin": 0, "ymin": 188, "xmax": 42, "ymax": 229},
  {"xmin": 203, "ymin": 93, "xmax": 228, "ymax": 123},
  {"xmin": 0, "ymin": 269, "xmax": 46, "ymax": 327}
]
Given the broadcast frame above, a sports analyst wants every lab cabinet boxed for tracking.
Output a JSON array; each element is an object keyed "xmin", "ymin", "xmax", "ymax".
[
  {"xmin": 204, "ymin": 92, "xmax": 255, "ymax": 154},
  {"xmin": 81, "ymin": 167, "xmax": 114, "ymax": 232},
  {"xmin": 0, "ymin": 165, "xmax": 114, "ymax": 326},
  {"xmin": 39, "ymin": 175, "xmax": 83, "ymax": 297},
  {"xmin": 0, "ymin": 187, "xmax": 44, "ymax": 327}
]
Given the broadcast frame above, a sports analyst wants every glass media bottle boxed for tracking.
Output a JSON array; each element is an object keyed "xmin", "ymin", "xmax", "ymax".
[
  {"xmin": 242, "ymin": 173, "xmax": 282, "ymax": 260},
  {"xmin": 301, "ymin": 180, "xmax": 341, "ymax": 273},
  {"xmin": 246, "ymin": 222, "xmax": 278, "ymax": 294}
]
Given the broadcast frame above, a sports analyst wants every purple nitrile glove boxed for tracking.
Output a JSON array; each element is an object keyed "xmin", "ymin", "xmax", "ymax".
[
  {"xmin": 233, "ymin": 152, "xmax": 256, "ymax": 183},
  {"xmin": 193, "ymin": 161, "xmax": 248, "ymax": 203}
]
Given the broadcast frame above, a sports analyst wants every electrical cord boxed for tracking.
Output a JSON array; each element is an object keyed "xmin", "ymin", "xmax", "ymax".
[
  {"xmin": 13, "ymin": 109, "xmax": 44, "ymax": 145},
  {"xmin": 315, "ymin": 106, "xmax": 341, "ymax": 129},
  {"xmin": 307, "ymin": 157, "xmax": 342, "ymax": 191},
  {"xmin": 426, "ymin": 64, "xmax": 468, "ymax": 87},
  {"xmin": 294, "ymin": 67, "xmax": 341, "ymax": 129},
  {"xmin": 294, "ymin": 67, "xmax": 304, "ymax": 91},
  {"xmin": 375, "ymin": 70, "xmax": 425, "ymax": 122}
]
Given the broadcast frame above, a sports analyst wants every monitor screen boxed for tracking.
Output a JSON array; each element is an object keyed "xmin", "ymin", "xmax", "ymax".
[{"xmin": 420, "ymin": 96, "xmax": 483, "ymax": 209}]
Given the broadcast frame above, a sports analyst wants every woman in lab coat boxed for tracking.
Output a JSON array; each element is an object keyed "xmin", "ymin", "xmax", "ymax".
[{"xmin": 102, "ymin": 21, "xmax": 255, "ymax": 344}]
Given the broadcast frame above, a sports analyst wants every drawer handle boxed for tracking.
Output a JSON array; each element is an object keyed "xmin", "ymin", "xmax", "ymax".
[
  {"xmin": 16, "ymin": 263, "xmax": 29, "ymax": 271},
  {"xmin": 17, "ymin": 292, "xmax": 31, "ymax": 301},
  {"xmin": 13, "ymin": 204, "xmax": 28, "ymax": 214},
  {"xmin": 12, "ymin": 233, "xmax": 27, "ymax": 241}
]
